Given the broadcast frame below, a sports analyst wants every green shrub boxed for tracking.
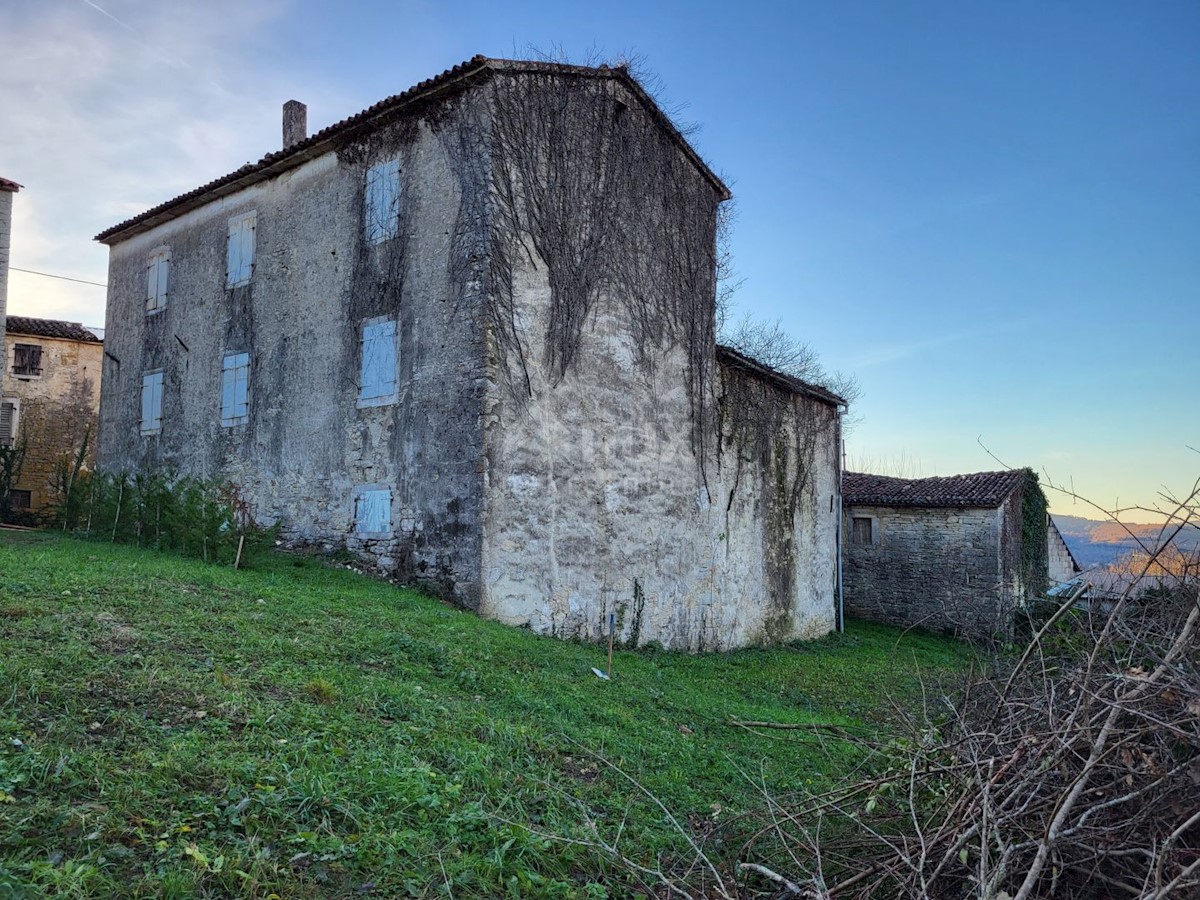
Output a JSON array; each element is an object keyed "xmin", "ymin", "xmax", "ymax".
[{"xmin": 63, "ymin": 470, "xmax": 277, "ymax": 565}]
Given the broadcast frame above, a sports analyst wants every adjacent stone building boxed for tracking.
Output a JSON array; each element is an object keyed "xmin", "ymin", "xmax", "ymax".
[
  {"xmin": 94, "ymin": 56, "xmax": 846, "ymax": 650},
  {"xmin": 842, "ymin": 470, "xmax": 1049, "ymax": 638},
  {"xmin": 1046, "ymin": 516, "xmax": 1081, "ymax": 586},
  {"xmin": 2, "ymin": 316, "xmax": 103, "ymax": 518}
]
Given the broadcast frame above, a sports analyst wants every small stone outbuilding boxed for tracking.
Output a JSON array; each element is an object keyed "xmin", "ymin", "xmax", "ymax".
[{"xmin": 842, "ymin": 470, "xmax": 1049, "ymax": 638}]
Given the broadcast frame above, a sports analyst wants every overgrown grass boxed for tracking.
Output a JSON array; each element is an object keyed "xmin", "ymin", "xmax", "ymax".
[{"xmin": 0, "ymin": 533, "xmax": 968, "ymax": 897}]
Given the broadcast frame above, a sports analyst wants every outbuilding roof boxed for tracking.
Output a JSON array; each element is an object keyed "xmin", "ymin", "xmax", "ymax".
[
  {"xmin": 95, "ymin": 56, "xmax": 730, "ymax": 244},
  {"xmin": 5, "ymin": 315, "xmax": 103, "ymax": 344},
  {"xmin": 716, "ymin": 345, "xmax": 846, "ymax": 407},
  {"xmin": 843, "ymin": 470, "xmax": 1028, "ymax": 509},
  {"xmin": 0, "ymin": 177, "xmax": 21, "ymax": 192}
]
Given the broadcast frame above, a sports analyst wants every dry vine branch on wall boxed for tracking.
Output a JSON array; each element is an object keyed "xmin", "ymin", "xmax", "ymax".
[{"xmin": 486, "ymin": 66, "xmax": 723, "ymax": 475}]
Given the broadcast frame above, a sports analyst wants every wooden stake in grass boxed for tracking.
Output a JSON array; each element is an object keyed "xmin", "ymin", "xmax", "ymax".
[
  {"xmin": 607, "ymin": 612, "xmax": 615, "ymax": 679},
  {"xmin": 234, "ymin": 533, "xmax": 245, "ymax": 570}
]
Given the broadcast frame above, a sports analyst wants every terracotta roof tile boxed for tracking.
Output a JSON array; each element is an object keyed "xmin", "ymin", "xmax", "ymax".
[
  {"xmin": 95, "ymin": 56, "xmax": 729, "ymax": 244},
  {"xmin": 5, "ymin": 315, "xmax": 102, "ymax": 343},
  {"xmin": 843, "ymin": 470, "xmax": 1027, "ymax": 508}
]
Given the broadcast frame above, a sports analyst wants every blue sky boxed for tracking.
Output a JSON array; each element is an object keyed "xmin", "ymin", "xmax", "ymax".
[{"xmin": 2, "ymin": 0, "xmax": 1197, "ymax": 519}]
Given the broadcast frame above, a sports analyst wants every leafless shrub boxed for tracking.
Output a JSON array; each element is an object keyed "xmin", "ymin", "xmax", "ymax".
[{"xmin": 715, "ymin": 482, "xmax": 1200, "ymax": 899}]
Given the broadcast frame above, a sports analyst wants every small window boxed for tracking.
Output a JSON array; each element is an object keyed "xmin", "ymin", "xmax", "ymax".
[
  {"xmin": 9, "ymin": 489, "xmax": 31, "ymax": 510},
  {"xmin": 358, "ymin": 319, "xmax": 397, "ymax": 407},
  {"xmin": 146, "ymin": 247, "xmax": 170, "ymax": 313},
  {"xmin": 226, "ymin": 211, "xmax": 256, "ymax": 288},
  {"xmin": 852, "ymin": 517, "xmax": 874, "ymax": 546},
  {"xmin": 354, "ymin": 487, "xmax": 392, "ymax": 536},
  {"xmin": 220, "ymin": 352, "xmax": 251, "ymax": 427},
  {"xmin": 141, "ymin": 370, "xmax": 164, "ymax": 434},
  {"xmin": 12, "ymin": 343, "xmax": 43, "ymax": 377},
  {"xmin": 364, "ymin": 158, "xmax": 401, "ymax": 245},
  {"xmin": 0, "ymin": 400, "xmax": 17, "ymax": 447}
]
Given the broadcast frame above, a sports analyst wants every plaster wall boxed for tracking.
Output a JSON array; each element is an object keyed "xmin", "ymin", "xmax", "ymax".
[
  {"xmin": 97, "ymin": 101, "xmax": 488, "ymax": 602},
  {"xmin": 843, "ymin": 504, "xmax": 1011, "ymax": 637},
  {"xmin": 479, "ymin": 259, "xmax": 839, "ymax": 650},
  {"xmin": 5, "ymin": 334, "xmax": 101, "ymax": 513}
]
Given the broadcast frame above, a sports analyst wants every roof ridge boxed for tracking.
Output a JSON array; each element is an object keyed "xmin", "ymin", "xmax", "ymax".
[{"xmin": 96, "ymin": 55, "xmax": 728, "ymax": 244}]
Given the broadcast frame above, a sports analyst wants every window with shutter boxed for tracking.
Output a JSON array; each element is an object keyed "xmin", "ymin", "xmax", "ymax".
[
  {"xmin": 226, "ymin": 212, "xmax": 256, "ymax": 287},
  {"xmin": 12, "ymin": 344, "xmax": 43, "ymax": 377},
  {"xmin": 0, "ymin": 400, "xmax": 16, "ymax": 447},
  {"xmin": 852, "ymin": 517, "xmax": 874, "ymax": 546},
  {"xmin": 364, "ymin": 158, "xmax": 401, "ymax": 245},
  {"xmin": 146, "ymin": 247, "xmax": 171, "ymax": 313},
  {"xmin": 354, "ymin": 487, "xmax": 392, "ymax": 536},
  {"xmin": 220, "ymin": 352, "xmax": 251, "ymax": 426},
  {"xmin": 358, "ymin": 318, "xmax": 398, "ymax": 407},
  {"xmin": 141, "ymin": 371, "xmax": 164, "ymax": 434}
]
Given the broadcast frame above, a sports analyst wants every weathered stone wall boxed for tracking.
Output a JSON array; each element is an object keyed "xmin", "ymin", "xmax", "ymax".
[
  {"xmin": 478, "ymin": 73, "xmax": 839, "ymax": 650},
  {"xmin": 842, "ymin": 504, "xmax": 1010, "ymax": 637},
  {"xmin": 98, "ymin": 93, "xmax": 489, "ymax": 603},
  {"xmin": 5, "ymin": 334, "xmax": 101, "ymax": 514}
]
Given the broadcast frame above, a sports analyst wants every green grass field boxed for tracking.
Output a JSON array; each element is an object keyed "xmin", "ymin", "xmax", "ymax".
[{"xmin": 0, "ymin": 532, "xmax": 967, "ymax": 898}]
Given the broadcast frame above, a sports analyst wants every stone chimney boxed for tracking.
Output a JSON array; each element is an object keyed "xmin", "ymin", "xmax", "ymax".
[
  {"xmin": 282, "ymin": 100, "xmax": 307, "ymax": 150},
  {"xmin": 0, "ymin": 177, "xmax": 20, "ymax": 395}
]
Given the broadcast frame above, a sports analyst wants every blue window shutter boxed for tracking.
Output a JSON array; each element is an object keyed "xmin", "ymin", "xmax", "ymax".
[
  {"xmin": 359, "ymin": 320, "xmax": 397, "ymax": 404},
  {"xmin": 356, "ymin": 488, "xmax": 391, "ymax": 534},
  {"xmin": 221, "ymin": 353, "xmax": 251, "ymax": 426},
  {"xmin": 364, "ymin": 158, "xmax": 400, "ymax": 245},
  {"xmin": 142, "ymin": 372, "xmax": 163, "ymax": 433}
]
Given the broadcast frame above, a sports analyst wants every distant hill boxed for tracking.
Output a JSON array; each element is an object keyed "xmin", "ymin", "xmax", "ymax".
[{"xmin": 1052, "ymin": 514, "xmax": 1200, "ymax": 569}]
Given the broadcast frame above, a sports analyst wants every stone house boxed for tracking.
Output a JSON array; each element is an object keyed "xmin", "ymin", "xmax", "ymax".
[
  {"xmin": 842, "ymin": 470, "xmax": 1049, "ymax": 638},
  {"xmin": 94, "ymin": 56, "xmax": 846, "ymax": 651},
  {"xmin": 2, "ymin": 316, "xmax": 103, "ymax": 518}
]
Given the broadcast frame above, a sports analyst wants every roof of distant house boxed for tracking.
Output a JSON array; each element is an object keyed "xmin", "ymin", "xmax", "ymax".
[
  {"xmin": 96, "ymin": 56, "xmax": 730, "ymax": 244},
  {"xmin": 716, "ymin": 344, "xmax": 847, "ymax": 407},
  {"xmin": 0, "ymin": 177, "xmax": 21, "ymax": 192},
  {"xmin": 6, "ymin": 315, "xmax": 103, "ymax": 344},
  {"xmin": 843, "ymin": 470, "xmax": 1028, "ymax": 508}
]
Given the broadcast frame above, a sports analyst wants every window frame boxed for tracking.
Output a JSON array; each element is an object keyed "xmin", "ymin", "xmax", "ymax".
[
  {"xmin": 364, "ymin": 157, "xmax": 401, "ymax": 245},
  {"xmin": 140, "ymin": 369, "xmax": 165, "ymax": 435},
  {"xmin": 11, "ymin": 343, "xmax": 43, "ymax": 379},
  {"xmin": 226, "ymin": 211, "xmax": 257, "ymax": 288},
  {"xmin": 146, "ymin": 245, "xmax": 171, "ymax": 314},
  {"xmin": 0, "ymin": 398, "xmax": 19, "ymax": 447},
  {"xmin": 851, "ymin": 516, "xmax": 876, "ymax": 546},
  {"xmin": 220, "ymin": 352, "xmax": 251, "ymax": 427},
  {"xmin": 357, "ymin": 316, "xmax": 399, "ymax": 408}
]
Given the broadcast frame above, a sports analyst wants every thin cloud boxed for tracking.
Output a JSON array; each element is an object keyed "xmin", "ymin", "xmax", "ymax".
[
  {"xmin": 0, "ymin": 0, "xmax": 342, "ymax": 327},
  {"xmin": 847, "ymin": 320, "xmax": 1031, "ymax": 369}
]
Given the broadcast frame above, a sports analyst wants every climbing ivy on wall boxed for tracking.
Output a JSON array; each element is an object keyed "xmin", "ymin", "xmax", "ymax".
[{"xmin": 1021, "ymin": 469, "xmax": 1050, "ymax": 597}]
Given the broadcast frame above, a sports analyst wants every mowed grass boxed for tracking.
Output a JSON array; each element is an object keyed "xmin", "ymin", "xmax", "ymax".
[{"xmin": 0, "ymin": 532, "xmax": 967, "ymax": 898}]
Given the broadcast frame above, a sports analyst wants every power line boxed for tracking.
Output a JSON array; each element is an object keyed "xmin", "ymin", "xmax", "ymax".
[{"xmin": 9, "ymin": 267, "xmax": 108, "ymax": 288}]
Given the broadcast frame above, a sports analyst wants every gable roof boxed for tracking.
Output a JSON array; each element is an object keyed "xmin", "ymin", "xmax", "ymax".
[
  {"xmin": 716, "ymin": 344, "xmax": 846, "ymax": 407},
  {"xmin": 0, "ymin": 177, "xmax": 21, "ymax": 193},
  {"xmin": 5, "ymin": 315, "xmax": 103, "ymax": 344},
  {"xmin": 843, "ymin": 470, "xmax": 1027, "ymax": 509},
  {"xmin": 95, "ymin": 56, "xmax": 730, "ymax": 245}
]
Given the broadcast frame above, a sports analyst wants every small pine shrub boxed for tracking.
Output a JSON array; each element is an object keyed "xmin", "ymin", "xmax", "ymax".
[{"xmin": 64, "ymin": 470, "xmax": 278, "ymax": 566}]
